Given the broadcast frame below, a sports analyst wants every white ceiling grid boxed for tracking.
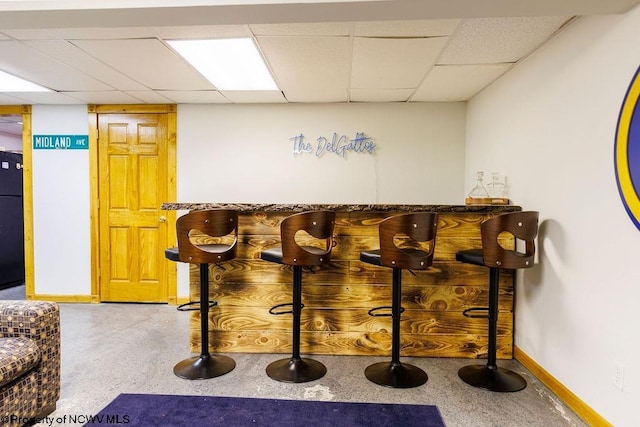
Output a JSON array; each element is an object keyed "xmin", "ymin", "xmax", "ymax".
[
  {"xmin": 0, "ymin": 0, "xmax": 638, "ymax": 112},
  {"xmin": 0, "ymin": 15, "xmax": 577, "ymax": 105}
]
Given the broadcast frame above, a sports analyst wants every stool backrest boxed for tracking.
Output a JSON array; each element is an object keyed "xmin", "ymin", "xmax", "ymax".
[
  {"xmin": 176, "ymin": 209, "xmax": 238, "ymax": 263},
  {"xmin": 481, "ymin": 211, "xmax": 538, "ymax": 269},
  {"xmin": 379, "ymin": 212, "xmax": 438, "ymax": 270},
  {"xmin": 280, "ymin": 210, "xmax": 335, "ymax": 266}
]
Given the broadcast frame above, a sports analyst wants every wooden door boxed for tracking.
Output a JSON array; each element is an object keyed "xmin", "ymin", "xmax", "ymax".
[{"xmin": 98, "ymin": 113, "xmax": 170, "ymax": 302}]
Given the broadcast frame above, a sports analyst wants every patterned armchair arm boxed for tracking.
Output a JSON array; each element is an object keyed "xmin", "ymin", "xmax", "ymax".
[{"xmin": 0, "ymin": 301, "xmax": 61, "ymax": 414}]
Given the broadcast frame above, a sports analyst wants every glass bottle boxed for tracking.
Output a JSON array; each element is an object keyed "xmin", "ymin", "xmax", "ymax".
[
  {"xmin": 487, "ymin": 172, "xmax": 505, "ymax": 198},
  {"xmin": 468, "ymin": 171, "xmax": 489, "ymax": 198}
]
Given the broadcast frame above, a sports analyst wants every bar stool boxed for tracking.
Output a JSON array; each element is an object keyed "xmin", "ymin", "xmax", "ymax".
[
  {"xmin": 260, "ymin": 210, "xmax": 336, "ymax": 383},
  {"xmin": 360, "ymin": 212, "xmax": 438, "ymax": 388},
  {"xmin": 455, "ymin": 211, "xmax": 539, "ymax": 392},
  {"xmin": 164, "ymin": 209, "xmax": 238, "ymax": 380}
]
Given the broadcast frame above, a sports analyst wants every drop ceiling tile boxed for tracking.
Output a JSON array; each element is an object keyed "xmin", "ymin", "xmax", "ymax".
[
  {"xmin": 0, "ymin": 15, "xmax": 583, "ymax": 104},
  {"xmin": 0, "ymin": 93, "xmax": 28, "ymax": 105},
  {"xmin": 23, "ymin": 40, "xmax": 149, "ymax": 90},
  {"xmin": 283, "ymin": 87, "xmax": 348, "ymax": 103},
  {"xmin": 157, "ymin": 90, "xmax": 229, "ymax": 103},
  {"xmin": 251, "ymin": 22, "xmax": 351, "ymax": 36},
  {"xmin": 70, "ymin": 38, "xmax": 215, "ymax": 90},
  {"xmin": 61, "ymin": 27, "xmax": 158, "ymax": 40},
  {"xmin": 6, "ymin": 91, "xmax": 89, "ymax": 104},
  {"xmin": 123, "ymin": 91, "xmax": 173, "ymax": 103},
  {"xmin": 154, "ymin": 25, "xmax": 251, "ymax": 39},
  {"xmin": 350, "ymin": 88, "xmax": 414, "ymax": 102},
  {"xmin": 439, "ymin": 16, "xmax": 572, "ymax": 64},
  {"xmin": 0, "ymin": 40, "xmax": 113, "ymax": 91},
  {"xmin": 412, "ymin": 63, "xmax": 512, "ymax": 101},
  {"xmin": 0, "ymin": 29, "xmax": 61, "ymax": 40},
  {"xmin": 60, "ymin": 91, "xmax": 145, "ymax": 104},
  {"xmin": 222, "ymin": 90, "xmax": 287, "ymax": 103},
  {"xmin": 3, "ymin": 27, "xmax": 156, "ymax": 40},
  {"xmin": 354, "ymin": 19, "xmax": 460, "ymax": 37},
  {"xmin": 351, "ymin": 36, "xmax": 448, "ymax": 89},
  {"xmin": 257, "ymin": 36, "xmax": 350, "ymax": 96}
]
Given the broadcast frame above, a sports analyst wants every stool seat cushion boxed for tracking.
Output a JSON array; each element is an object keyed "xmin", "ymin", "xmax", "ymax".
[
  {"xmin": 165, "ymin": 247, "xmax": 180, "ymax": 262},
  {"xmin": 360, "ymin": 248, "xmax": 431, "ymax": 268},
  {"xmin": 165, "ymin": 244, "xmax": 235, "ymax": 263},
  {"xmin": 260, "ymin": 247, "xmax": 283, "ymax": 264},
  {"xmin": 360, "ymin": 249, "xmax": 382, "ymax": 266},
  {"xmin": 261, "ymin": 246, "xmax": 329, "ymax": 265},
  {"xmin": 455, "ymin": 249, "xmax": 484, "ymax": 267}
]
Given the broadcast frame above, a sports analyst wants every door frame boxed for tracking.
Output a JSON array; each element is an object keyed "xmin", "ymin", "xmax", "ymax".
[
  {"xmin": 88, "ymin": 104, "xmax": 177, "ymax": 304},
  {"xmin": 0, "ymin": 105, "xmax": 32, "ymax": 297}
]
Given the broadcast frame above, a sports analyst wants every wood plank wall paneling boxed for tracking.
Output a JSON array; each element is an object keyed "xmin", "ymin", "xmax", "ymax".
[{"xmin": 186, "ymin": 210, "xmax": 516, "ymax": 359}]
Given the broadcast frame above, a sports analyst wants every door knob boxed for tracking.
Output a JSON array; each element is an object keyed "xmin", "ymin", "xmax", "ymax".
[{"xmin": 159, "ymin": 215, "xmax": 167, "ymax": 223}]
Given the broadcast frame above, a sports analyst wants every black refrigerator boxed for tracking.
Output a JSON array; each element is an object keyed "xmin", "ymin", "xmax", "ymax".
[{"xmin": 0, "ymin": 151, "xmax": 24, "ymax": 288}]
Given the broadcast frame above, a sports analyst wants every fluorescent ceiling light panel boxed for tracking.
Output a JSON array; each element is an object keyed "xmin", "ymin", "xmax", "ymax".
[
  {"xmin": 0, "ymin": 70, "xmax": 50, "ymax": 92},
  {"xmin": 169, "ymin": 38, "xmax": 278, "ymax": 91}
]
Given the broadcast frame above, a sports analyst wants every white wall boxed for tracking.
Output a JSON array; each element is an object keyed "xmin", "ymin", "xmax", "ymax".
[
  {"xmin": 174, "ymin": 102, "xmax": 466, "ymax": 296},
  {"xmin": 466, "ymin": 7, "xmax": 640, "ymax": 426},
  {"xmin": 27, "ymin": 102, "xmax": 465, "ymax": 298},
  {"xmin": 0, "ymin": 132, "xmax": 21, "ymax": 152},
  {"xmin": 31, "ymin": 105, "xmax": 91, "ymax": 296},
  {"xmin": 177, "ymin": 103, "xmax": 466, "ymax": 205}
]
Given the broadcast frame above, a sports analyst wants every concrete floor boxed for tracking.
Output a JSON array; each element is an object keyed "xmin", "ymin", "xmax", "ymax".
[{"xmin": 1, "ymin": 285, "xmax": 586, "ymax": 427}]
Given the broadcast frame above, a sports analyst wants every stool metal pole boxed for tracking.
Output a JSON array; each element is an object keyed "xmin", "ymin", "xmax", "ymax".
[
  {"xmin": 364, "ymin": 268, "xmax": 428, "ymax": 388},
  {"xmin": 390, "ymin": 267, "xmax": 402, "ymax": 367},
  {"xmin": 291, "ymin": 265, "xmax": 302, "ymax": 361},
  {"xmin": 458, "ymin": 267, "xmax": 526, "ymax": 392},
  {"xmin": 266, "ymin": 265, "xmax": 327, "ymax": 383},
  {"xmin": 173, "ymin": 263, "xmax": 235, "ymax": 380},
  {"xmin": 199, "ymin": 263, "xmax": 210, "ymax": 359}
]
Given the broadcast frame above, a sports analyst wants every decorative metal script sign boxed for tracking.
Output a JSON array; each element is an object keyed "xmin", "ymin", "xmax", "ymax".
[{"xmin": 291, "ymin": 132, "xmax": 375, "ymax": 158}]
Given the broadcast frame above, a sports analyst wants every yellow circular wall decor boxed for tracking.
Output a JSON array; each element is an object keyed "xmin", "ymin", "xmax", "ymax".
[{"xmin": 616, "ymin": 66, "xmax": 640, "ymax": 230}]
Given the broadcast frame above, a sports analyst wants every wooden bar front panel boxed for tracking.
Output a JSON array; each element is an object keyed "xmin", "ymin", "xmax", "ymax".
[{"xmin": 186, "ymin": 210, "xmax": 515, "ymax": 359}]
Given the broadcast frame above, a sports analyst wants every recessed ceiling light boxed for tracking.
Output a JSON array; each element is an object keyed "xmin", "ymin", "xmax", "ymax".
[
  {"xmin": 0, "ymin": 70, "xmax": 50, "ymax": 92},
  {"xmin": 168, "ymin": 38, "xmax": 278, "ymax": 91}
]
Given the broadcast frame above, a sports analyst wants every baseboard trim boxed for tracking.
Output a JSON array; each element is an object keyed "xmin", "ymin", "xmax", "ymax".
[
  {"xmin": 26, "ymin": 294, "xmax": 96, "ymax": 303},
  {"xmin": 514, "ymin": 346, "xmax": 612, "ymax": 427},
  {"xmin": 27, "ymin": 294, "xmax": 182, "ymax": 304}
]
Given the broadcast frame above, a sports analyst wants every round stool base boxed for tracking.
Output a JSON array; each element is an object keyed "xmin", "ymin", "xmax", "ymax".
[
  {"xmin": 458, "ymin": 364, "xmax": 526, "ymax": 392},
  {"xmin": 173, "ymin": 354, "xmax": 236, "ymax": 380},
  {"xmin": 266, "ymin": 357, "xmax": 327, "ymax": 383},
  {"xmin": 365, "ymin": 361, "xmax": 428, "ymax": 388}
]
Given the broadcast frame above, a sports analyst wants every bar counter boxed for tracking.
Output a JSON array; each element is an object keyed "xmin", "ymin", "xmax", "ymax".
[{"xmin": 162, "ymin": 203, "xmax": 521, "ymax": 359}]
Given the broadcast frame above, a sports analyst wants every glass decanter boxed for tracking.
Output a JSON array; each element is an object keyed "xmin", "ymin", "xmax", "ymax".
[{"xmin": 468, "ymin": 171, "xmax": 489, "ymax": 198}]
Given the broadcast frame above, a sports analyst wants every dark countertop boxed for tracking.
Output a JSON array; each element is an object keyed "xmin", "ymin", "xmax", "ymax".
[{"xmin": 161, "ymin": 202, "xmax": 521, "ymax": 213}]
